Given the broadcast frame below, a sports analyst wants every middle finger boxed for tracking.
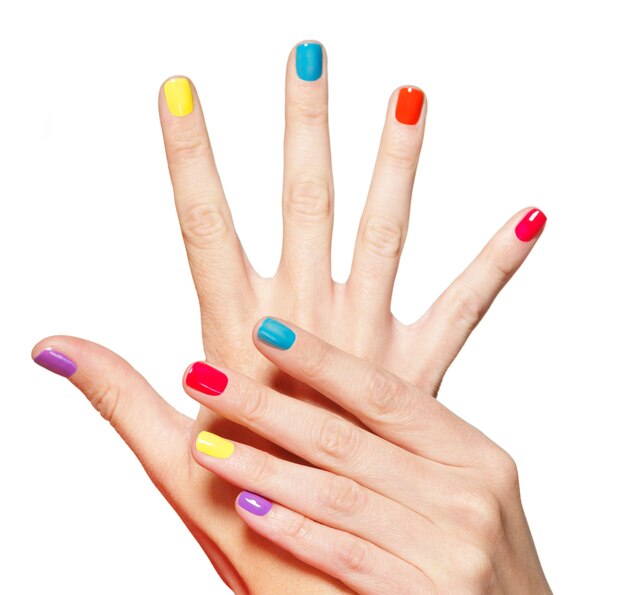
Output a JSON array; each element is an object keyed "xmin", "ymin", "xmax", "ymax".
[{"xmin": 278, "ymin": 41, "xmax": 334, "ymax": 298}]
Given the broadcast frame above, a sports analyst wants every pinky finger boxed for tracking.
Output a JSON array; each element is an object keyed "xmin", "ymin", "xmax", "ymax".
[{"xmin": 235, "ymin": 491, "xmax": 434, "ymax": 595}]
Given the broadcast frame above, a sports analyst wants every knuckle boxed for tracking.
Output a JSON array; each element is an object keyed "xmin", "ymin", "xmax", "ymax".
[
  {"xmin": 319, "ymin": 475, "xmax": 365, "ymax": 516},
  {"xmin": 448, "ymin": 284, "xmax": 486, "ymax": 330},
  {"xmin": 300, "ymin": 339, "xmax": 331, "ymax": 380},
  {"xmin": 288, "ymin": 98, "xmax": 329, "ymax": 125},
  {"xmin": 280, "ymin": 512, "xmax": 311, "ymax": 539},
  {"xmin": 285, "ymin": 175, "xmax": 332, "ymax": 221},
  {"xmin": 315, "ymin": 417, "xmax": 360, "ymax": 465},
  {"xmin": 245, "ymin": 450, "xmax": 276, "ymax": 487},
  {"xmin": 455, "ymin": 489, "xmax": 503, "ymax": 543},
  {"xmin": 365, "ymin": 368, "xmax": 408, "ymax": 420},
  {"xmin": 85, "ymin": 379, "xmax": 121, "ymax": 424},
  {"xmin": 361, "ymin": 215, "xmax": 404, "ymax": 259},
  {"xmin": 239, "ymin": 382, "xmax": 271, "ymax": 426},
  {"xmin": 382, "ymin": 131, "xmax": 419, "ymax": 170},
  {"xmin": 167, "ymin": 134, "xmax": 211, "ymax": 163},
  {"xmin": 458, "ymin": 545, "xmax": 496, "ymax": 589},
  {"xmin": 490, "ymin": 449, "xmax": 520, "ymax": 495},
  {"xmin": 334, "ymin": 534, "xmax": 367, "ymax": 573},
  {"xmin": 484, "ymin": 242, "xmax": 517, "ymax": 284},
  {"xmin": 180, "ymin": 201, "xmax": 229, "ymax": 249}
]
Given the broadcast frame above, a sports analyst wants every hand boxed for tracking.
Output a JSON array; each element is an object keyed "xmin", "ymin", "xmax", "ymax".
[
  {"xmin": 185, "ymin": 317, "xmax": 552, "ymax": 594},
  {"xmin": 32, "ymin": 39, "xmax": 546, "ymax": 593}
]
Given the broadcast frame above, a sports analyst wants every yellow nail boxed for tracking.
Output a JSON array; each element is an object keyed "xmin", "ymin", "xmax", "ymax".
[
  {"xmin": 196, "ymin": 431, "xmax": 234, "ymax": 459},
  {"xmin": 163, "ymin": 77, "xmax": 193, "ymax": 117}
]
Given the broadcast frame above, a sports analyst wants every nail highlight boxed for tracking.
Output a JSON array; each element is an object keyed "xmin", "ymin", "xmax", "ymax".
[
  {"xmin": 257, "ymin": 318, "xmax": 296, "ymax": 350},
  {"xmin": 33, "ymin": 348, "xmax": 77, "ymax": 378},
  {"xmin": 164, "ymin": 77, "xmax": 194, "ymax": 117},
  {"xmin": 185, "ymin": 362, "xmax": 228, "ymax": 396},
  {"xmin": 515, "ymin": 208, "xmax": 547, "ymax": 241},
  {"xmin": 395, "ymin": 87, "xmax": 424, "ymax": 125},
  {"xmin": 238, "ymin": 491, "xmax": 272, "ymax": 516},
  {"xmin": 196, "ymin": 431, "xmax": 234, "ymax": 459},
  {"xmin": 296, "ymin": 42, "xmax": 323, "ymax": 81}
]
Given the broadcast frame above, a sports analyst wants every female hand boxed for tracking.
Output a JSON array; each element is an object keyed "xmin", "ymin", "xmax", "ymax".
[
  {"xmin": 185, "ymin": 317, "xmax": 552, "ymax": 594},
  {"xmin": 32, "ymin": 39, "xmax": 546, "ymax": 593}
]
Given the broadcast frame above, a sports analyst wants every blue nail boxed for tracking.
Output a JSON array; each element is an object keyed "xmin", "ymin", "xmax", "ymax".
[
  {"xmin": 258, "ymin": 318, "xmax": 296, "ymax": 350},
  {"xmin": 296, "ymin": 42, "xmax": 323, "ymax": 81}
]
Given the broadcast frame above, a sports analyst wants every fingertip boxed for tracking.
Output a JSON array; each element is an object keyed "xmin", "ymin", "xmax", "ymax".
[
  {"xmin": 254, "ymin": 317, "xmax": 297, "ymax": 351},
  {"xmin": 160, "ymin": 75, "xmax": 195, "ymax": 118},
  {"xmin": 181, "ymin": 361, "xmax": 197, "ymax": 389},
  {"xmin": 514, "ymin": 207, "xmax": 548, "ymax": 242},
  {"xmin": 31, "ymin": 336, "xmax": 79, "ymax": 377},
  {"xmin": 236, "ymin": 490, "xmax": 273, "ymax": 517}
]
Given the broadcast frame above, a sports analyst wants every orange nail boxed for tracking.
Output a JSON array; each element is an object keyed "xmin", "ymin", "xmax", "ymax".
[{"xmin": 395, "ymin": 87, "xmax": 424, "ymax": 125}]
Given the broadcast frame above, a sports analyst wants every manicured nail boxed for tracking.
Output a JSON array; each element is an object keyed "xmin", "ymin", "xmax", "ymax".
[
  {"xmin": 163, "ymin": 77, "xmax": 194, "ymax": 117},
  {"xmin": 257, "ymin": 318, "xmax": 296, "ymax": 350},
  {"xmin": 185, "ymin": 362, "xmax": 228, "ymax": 396},
  {"xmin": 296, "ymin": 42, "xmax": 323, "ymax": 81},
  {"xmin": 196, "ymin": 431, "xmax": 234, "ymax": 459},
  {"xmin": 395, "ymin": 87, "xmax": 424, "ymax": 125},
  {"xmin": 515, "ymin": 208, "xmax": 547, "ymax": 241},
  {"xmin": 33, "ymin": 348, "xmax": 77, "ymax": 378},
  {"xmin": 238, "ymin": 491, "xmax": 272, "ymax": 516}
]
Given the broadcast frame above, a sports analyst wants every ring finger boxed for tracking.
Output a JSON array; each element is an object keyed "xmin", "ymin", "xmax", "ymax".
[{"xmin": 348, "ymin": 86, "xmax": 427, "ymax": 329}]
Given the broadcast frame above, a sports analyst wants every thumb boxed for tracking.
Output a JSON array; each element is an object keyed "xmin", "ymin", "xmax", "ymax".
[{"xmin": 31, "ymin": 335, "xmax": 191, "ymax": 482}]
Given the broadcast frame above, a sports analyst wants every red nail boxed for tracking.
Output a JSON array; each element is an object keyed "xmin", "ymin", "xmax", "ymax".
[
  {"xmin": 515, "ymin": 208, "xmax": 547, "ymax": 242},
  {"xmin": 395, "ymin": 87, "xmax": 424, "ymax": 125},
  {"xmin": 185, "ymin": 362, "xmax": 228, "ymax": 396}
]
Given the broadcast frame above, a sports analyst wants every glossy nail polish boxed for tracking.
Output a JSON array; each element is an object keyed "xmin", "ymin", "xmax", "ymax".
[
  {"xmin": 296, "ymin": 42, "xmax": 323, "ymax": 81},
  {"xmin": 257, "ymin": 318, "xmax": 296, "ymax": 350},
  {"xmin": 163, "ymin": 77, "xmax": 193, "ymax": 117},
  {"xmin": 196, "ymin": 431, "xmax": 234, "ymax": 459},
  {"xmin": 395, "ymin": 87, "xmax": 424, "ymax": 125},
  {"xmin": 238, "ymin": 491, "xmax": 272, "ymax": 516},
  {"xmin": 33, "ymin": 348, "xmax": 77, "ymax": 378},
  {"xmin": 185, "ymin": 362, "xmax": 228, "ymax": 396},
  {"xmin": 515, "ymin": 208, "xmax": 547, "ymax": 241}
]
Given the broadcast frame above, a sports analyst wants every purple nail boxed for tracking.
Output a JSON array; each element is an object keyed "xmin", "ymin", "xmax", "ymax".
[
  {"xmin": 34, "ymin": 348, "xmax": 77, "ymax": 378},
  {"xmin": 237, "ymin": 491, "xmax": 272, "ymax": 516}
]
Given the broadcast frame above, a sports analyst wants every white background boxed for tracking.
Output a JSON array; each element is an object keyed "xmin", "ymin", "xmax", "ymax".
[{"xmin": 1, "ymin": 1, "xmax": 624, "ymax": 593}]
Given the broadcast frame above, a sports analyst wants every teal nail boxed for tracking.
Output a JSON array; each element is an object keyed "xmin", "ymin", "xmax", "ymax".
[
  {"xmin": 296, "ymin": 42, "xmax": 323, "ymax": 81},
  {"xmin": 258, "ymin": 318, "xmax": 296, "ymax": 350}
]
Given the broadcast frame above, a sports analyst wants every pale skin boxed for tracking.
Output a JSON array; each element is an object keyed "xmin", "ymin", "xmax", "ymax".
[{"xmin": 32, "ymin": 40, "xmax": 549, "ymax": 594}]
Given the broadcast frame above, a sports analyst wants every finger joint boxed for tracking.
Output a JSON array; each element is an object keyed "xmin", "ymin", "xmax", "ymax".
[
  {"xmin": 284, "ymin": 175, "xmax": 332, "ymax": 222},
  {"xmin": 180, "ymin": 200, "xmax": 229, "ymax": 250},
  {"xmin": 361, "ymin": 215, "xmax": 403, "ymax": 259}
]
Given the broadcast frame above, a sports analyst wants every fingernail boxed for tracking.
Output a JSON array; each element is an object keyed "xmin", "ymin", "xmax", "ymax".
[
  {"xmin": 296, "ymin": 42, "xmax": 323, "ymax": 81},
  {"xmin": 515, "ymin": 208, "xmax": 547, "ymax": 242},
  {"xmin": 196, "ymin": 431, "xmax": 234, "ymax": 459},
  {"xmin": 238, "ymin": 490, "xmax": 272, "ymax": 516},
  {"xmin": 33, "ymin": 348, "xmax": 77, "ymax": 378},
  {"xmin": 163, "ymin": 77, "xmax": 194, "ymax": 117},
  {"xmin": 395, "ymin": 87, "xmax": 424, "ymax": 125},
  {"xmin": 257, "ymin": 318, "xmax": 296, "ymax": 350},
  {"xmin": 185, "ymin": 362, "xmax": 228, "ymax": 396}
]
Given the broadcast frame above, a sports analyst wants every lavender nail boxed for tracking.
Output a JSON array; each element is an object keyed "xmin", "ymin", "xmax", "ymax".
[
  {"xmin": 237, "ymin": 491, "xmax": 272, "ymax": 516},
  {"xmin": 34, "ymin": 348, "xmax": 77, "ymax": 378}
]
